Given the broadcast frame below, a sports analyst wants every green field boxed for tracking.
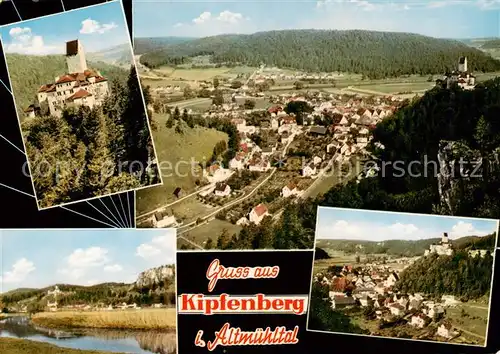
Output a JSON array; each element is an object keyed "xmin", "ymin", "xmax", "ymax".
[
  {"xmin": 179, "ymin": 219, "xmax": 242, "ymax": 247},
  {"xmin": 446, "ymin": 301, "xmax": 489, "ymax": 341},
  {"xmin": 353, "ymin": 82, "xmax": 435, "ymax": 94},
  {"xmin": 0, "ymin": 338, "xmax": 120, "ymax": 354},
  {"xmin": 136, "ymin": 117, "xmax": 228, "ymax": 215}
]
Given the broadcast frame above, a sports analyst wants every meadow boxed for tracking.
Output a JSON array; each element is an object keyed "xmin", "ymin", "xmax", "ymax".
[
  {"xmin": 31, "ymin": 308, "xmax": 176, "ymax": 331},
  {"xmin": 178, "ymin": 218, "xmax": 242, "ymax": 248},
  {"xmin": 0, "ymin": 338, "xmax": 120, "ymax": 354},
  {"xmin": 135, "ymin": 117, "xmax": 228, "ymax": 215}
]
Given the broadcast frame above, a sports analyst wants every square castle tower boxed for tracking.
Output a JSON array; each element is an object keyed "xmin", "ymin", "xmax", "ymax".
[
  {"xmin": 66, "ymin": 39, "xmax": 88, "ymax": 73},
  {"xmin": 26, "ymin": 39, "xmax": 109, "ymax": 118}
]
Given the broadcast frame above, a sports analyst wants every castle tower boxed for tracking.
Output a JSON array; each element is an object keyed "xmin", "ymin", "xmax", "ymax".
[
  {"xmin": 66, "ymin": 39, "xmax": 88, "ymax": 74},
  {"xmin": 458, "ymin": 56, "xmax": 467, "ymax": 73},
  {"xmin": 442, "ymin": 232, "xmax": 449, "ymax": 244}
]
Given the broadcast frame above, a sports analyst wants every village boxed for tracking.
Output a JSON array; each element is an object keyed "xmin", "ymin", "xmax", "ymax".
[
  {"xmin": 311, "ymin": 232, "xmax": 491, "ymax": 344},
  {"xmin": 139, "ymin": 70, "xmax": 402, "ymax": 244}
]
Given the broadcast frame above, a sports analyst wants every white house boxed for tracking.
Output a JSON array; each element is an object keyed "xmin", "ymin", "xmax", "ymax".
[
  {"xmin": 437, "ymin": 322, "xmax": 457, "ymax": 339},
  {"xmin": 249, "ymin": 158, "xmax": 271, "ymax": 172},
  {"xmin": 229, "ymin": 154, "xmax": 246, "ymax": 170},
  {"xmin": 152, "ymin": 211, "xmax": 177, "ymax": 228},
  {"xmin": 410, "ymin": 314, "xmax": 428, "ymax": 328},
  {"xmin": 214, "ymin": 183, "xmax": 231, "ymax": 197},
  {"xmin": 281, "ymin": 183, "xmax": 303, "ymax": 198},
  {"xmin": 302, "ymin": 163, "xmax": 317, "ymax": 177},
  {"xmin": 249, "ymin": 204, "xmax": 269, "ymax": 225},
  {"xmin": 388, "ymin": 303, "xmax": 405, "ymax": 316}
]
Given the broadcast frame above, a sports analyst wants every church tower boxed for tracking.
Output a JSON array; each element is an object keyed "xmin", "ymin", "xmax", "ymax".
[
  {"xmin": 66, "ymin": 39, "xmax": 88, "ymax": 74},
  {"xmin": 458, "ymin": 56, "xmax": 467, "ymax": 73}
]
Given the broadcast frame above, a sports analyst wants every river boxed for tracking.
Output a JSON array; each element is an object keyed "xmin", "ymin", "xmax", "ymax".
[{"xmin": 0, "ymin": 316, "xmax": 176, "ymax": 354}]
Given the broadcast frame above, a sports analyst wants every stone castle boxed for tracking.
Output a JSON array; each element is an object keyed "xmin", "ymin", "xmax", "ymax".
[
  {"xmin": 25, "ymin": 40, "xmax": 109, "ymax": 118},
  {"xmin": 437, "ymin": 56, "xmax": 476, "ymax": 90},
  {"xmin": 424, "ymin": 232, "xmax": 454, "ymax": 257}
]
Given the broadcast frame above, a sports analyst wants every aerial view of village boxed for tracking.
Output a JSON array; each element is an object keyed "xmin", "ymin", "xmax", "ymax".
[
  {"xmin": 0, "ymin": 229, "xmax": 176, "ymax": 354},
  {"xmin": 308, "ymin": 207, "xmax": 498, "ymax": 346},
  {"xmin": 0, "ymin": 0, "xmax": 160, "ymax": 210},
  {"xmin": 132, "ymin": 1, "xmax": 500, "ymax": 251}
]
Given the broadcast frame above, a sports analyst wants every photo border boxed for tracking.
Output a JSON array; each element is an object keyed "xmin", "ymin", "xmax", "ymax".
[
  {"xmin": 0, "ymin": 0, "xmax": 164, "ymax": 212},
  {"xmin": 305, "ymin": 205, "xmax": 499, "ymax": 348}
]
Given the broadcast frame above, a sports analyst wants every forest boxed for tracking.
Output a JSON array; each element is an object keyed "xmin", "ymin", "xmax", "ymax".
[
  {"xmin": 210, "ymin": 77, "xmax": 500, "ymax": 251},
  {"xmin": 139, "ymin": 30, "xmax": 500, "ymax": 78},
  {"xmin": 21, "ymin": 66, "xmax": 159, "ymax": 208},
  {"xmin": 395, "ymin": 251, "xmax": 494, "ymax": 299}
]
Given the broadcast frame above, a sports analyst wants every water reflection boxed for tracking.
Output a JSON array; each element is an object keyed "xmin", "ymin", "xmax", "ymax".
[{"xmin": 0, "ymin": 316, "xmax": 176, "ymax": 354}]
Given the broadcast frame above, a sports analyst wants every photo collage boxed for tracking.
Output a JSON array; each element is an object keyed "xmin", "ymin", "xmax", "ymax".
[{"xmin": 0, "ymin": 0, "xmax": 500, "ymax": 353}]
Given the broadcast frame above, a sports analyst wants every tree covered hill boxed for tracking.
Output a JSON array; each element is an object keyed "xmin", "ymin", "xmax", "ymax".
[
  {"xmin": 0, "ymin": 265, "xmax": 176, "ymax": 311},
  {"xmin": 316, "ymin": 233, "xmax": 497, "ymax": 257},
  {"xmin": 481, "ymin": 39, "xmax": 500, "ymax": 49},
  {"xmin": 133, "ymin": 36, "xmax": 195, "ymax": 55},
  {"xmin": 395, "ymin": 251, "xmax": 494, "ymax": 299},
  {"xmin": 139, "ymin": 30, "xmax": 500, "ymax": 78},
  {"xmin": 5, "ymin": 53, "xmax": 129, "ymax": 119}
]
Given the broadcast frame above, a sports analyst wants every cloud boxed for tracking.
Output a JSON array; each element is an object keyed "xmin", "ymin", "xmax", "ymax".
[
  {"xmin": 216, "ymin": 10, "xmax": 244, "ymax": 24},
  {"xmin": 4, "ymin": 26, "xmax": 59, "ymax": 55},
  {"xmin": 104, "ymin": 264, "xmax": 123, "ymax": 273},
  {"xmin": 449, "ymin": 221, "xmax": 493, "ymax": 238},
  {"xmin": 67, "ymin": 247, "xmax": 109, "ymax": 268},
  {"xmin": 193, "ymin": 11, "xmax": 212, "ymax": 24},
  {"xmin": 173, "ymin": 10, "xmax": 250, "ymax": 36},
  {"xmin": 136, "ymin": 232, "xmax": 176, "ymax": 264},
  {"xmin": 1, "ymin": 258, "xmax": 36, "ymax": 283},
  {"xmin": 80, "ymin": 18, "xmax": 118, "ymax": 34},
  {"xmin": 58, "ymin": 247, "xmax": 110, "ymax": 280}
]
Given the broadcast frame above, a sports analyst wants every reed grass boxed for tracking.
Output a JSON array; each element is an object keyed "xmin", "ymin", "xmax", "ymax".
[{"xmin": 32, "ymin": 308, "xmax": 176, "ymax": 331}]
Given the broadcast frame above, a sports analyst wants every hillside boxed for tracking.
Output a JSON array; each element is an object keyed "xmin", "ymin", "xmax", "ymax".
[
  {"xmin": 5, "ymin": 53, "xmax": 130, "ymax": 119},
  {"xmin": 0, "ymin": 264, "xmax": 176, "ymax": 311},
  {"xmin": 481, "ymin": 39, "xmax": 500, "ymax": 49},
  {"xmin": 395, "ymin": 251, "xmax": 494, "ymax": 299},
  {"xmin": 86, "ymin": 43, "xmax": 133, "ymax": 67},
  {"xmin": 133, "ymin": 36, "xmax": 194, "ymax": 55},
  {"xmin": 316, "ymin": 233, "xmax": 497, "ymax": 257},
  {"xmin": 139, "ymin": 30, "xmax": 500, "ymax": 78}
]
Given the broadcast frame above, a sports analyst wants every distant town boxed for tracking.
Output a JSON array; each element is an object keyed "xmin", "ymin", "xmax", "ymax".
[{"xmin": 310, "ymin": 231, "xmax": 495, "ymax": 346}]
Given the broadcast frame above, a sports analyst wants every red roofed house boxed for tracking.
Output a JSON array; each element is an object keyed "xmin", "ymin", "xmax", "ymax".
[
  {"xmin": 249, "ymin": 203, "xmax": 269, "ymax": 225},
  {"xmin": 32, "ymin": 40, "xmax": 109, "ymax": 118}
]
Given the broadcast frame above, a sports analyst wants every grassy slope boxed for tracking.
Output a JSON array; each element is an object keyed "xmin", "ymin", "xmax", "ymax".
[
  {"xmin": 0, "ymin": 338, "xmax": 122, "ymax": 354},
  {"xmin": 136, "ymin": 117, "xmax": 228, "ymax": 215},
  {"xmin": 5, "ymin": 53, "xmax": 129, "ymax": 120}
]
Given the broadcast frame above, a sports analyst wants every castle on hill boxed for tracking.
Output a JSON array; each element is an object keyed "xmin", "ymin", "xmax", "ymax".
[
  {"xmin": 25, "ymin": 40, "xmax": 109, "ymax": 118},
  {"xmin": 436, "ymin": 56, "xmax": 476, "ymax": 90},
  {"xmin": 424, "ymin": 232, "xmax": 454, "ymax": 257}
]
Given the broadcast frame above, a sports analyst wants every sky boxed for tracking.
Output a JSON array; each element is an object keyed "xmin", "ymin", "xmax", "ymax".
[
  {"xmin": 0, "ymin": 229, "xmax": 176, "ymax": 293},
  {"xmin": 316, "ymin": 207, "xmax": 499, "ymax": 242},
  {"xmin": 0, "ymin": 0, "xmax": 131, "ymax": 55},
  {"xmin": 133, "ymin": 0, "xmax": 500, "ymax": 39}
]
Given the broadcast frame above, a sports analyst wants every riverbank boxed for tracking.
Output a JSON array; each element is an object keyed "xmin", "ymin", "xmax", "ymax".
[
  {"xmin": 0, "ymin": 338, "xmax": 125, "ymax": 354},
  {"xmin": 32, "ymin": 308, "xmax": 176, "ymax": 331}
]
